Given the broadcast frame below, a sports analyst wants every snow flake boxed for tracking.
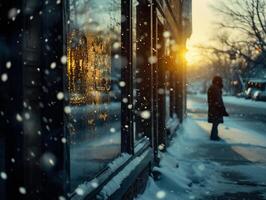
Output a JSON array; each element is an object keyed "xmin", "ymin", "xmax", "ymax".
[
  {"xmin": 113, "ymin": 42, "xmax": 120, "ymax": 49},
  {"xmin": 60, "ymin": 55, "xmax": 67, "ymax": 64},
  {"xmin": 40, "ymin": 152, "xmax": 57, "ymax": 171},
  {"xmin": 50, "ymin": 62, "xmax": 56, "ymax": 69},
  {"xmin": 16, "ymin": 114, "xmax": 23, "ymax": 122},
  {"xmin": 122, "ymin": 98, "xmax": 128, "ymax": 103},
  {"xmin": 8, "ymin": 8, "xmax": 19, "ymax": 21},
  {"xmin": 110, "ymin": 128, "xmax": 116, "ymax": 133},
  {"xmin": 61, "ymin": 137, "xmax": 67, "ymax": 143},
  {"xmin": 158, "ymin": 88, "xmax": 164, "ymax": 94},
  {"xmin": 57, "ymin": 92, "xmax": 64, "ymax": 100},
  {"xmin": 148, "ymin": 56, "xmax": 158, "ymax": 64},
  {"xmin": 64, "ymin": 106, "xmax": 71, "ymax": 114},
  {"xmin": 158, "ymin": 144, "xmax": 165, "ymax": 151},
  {"xmin": 6, "ymin": 61, "xmax": 12, "ymax": 69},
  {"xmin": 114, "ymin": 54, "xmax": 120, "ymax": 59},
  {"xmin": 58, "ymin": 196, "xmax": 66, "ymax": 200},
  {"xmin": 156, "ymin": 190, "xmax": 166, "ymax": 199},
  {"xmin": 119, "ymin": 81, "xmax": 126, "ymax": 87},
  {"xmin": 11, "ymin": 158, "xmax": 15, "ymax": 163},
  {"xmin": 75, "ymin": 188, "xmax": 85, "ymax": 196},
  {"xmin": 128, "ymin": 104, "xmax": 133, "ymax": 109},
  {"xmin": 91, "ymin": 180, "xmax": 99, "ymax": 188},
  {"xmin": 24, "ymin": 112, "xmax": 30, "ymax": 120},
  {"xmin": 49, "ymin": 159, "xmax": 55, "ymax": 166},
  {"xmin": 140, "ymin": 110, "xmax": 151, "ymax": 119},
  {"xmin": 0, "ymin": 172, "xmax": 7, "ymax": 180},
  {"xmin": 56, "ymin": 0, "xmax": 61, "ymax": 4},
  {"xmin": 18, "ymin": 187, "xmax": 27, "ymax": 195},
  {"xmin": 163, "ymin": 31, "xmax": 171, "ymax": 38},
  {"xmin": 1, "ymin": 73, "xmax": 8, "ymax": 82}
]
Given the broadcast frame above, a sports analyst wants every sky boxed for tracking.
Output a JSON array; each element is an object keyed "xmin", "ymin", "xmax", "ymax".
[{"xmin": 186, "ymin": 0, "xmax": 214, "ymax": 66}]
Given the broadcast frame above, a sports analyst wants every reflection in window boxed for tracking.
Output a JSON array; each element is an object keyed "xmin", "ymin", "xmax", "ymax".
[{"xmin": 67, "ymin": 0, "xmax": 121, "ymax": 190}]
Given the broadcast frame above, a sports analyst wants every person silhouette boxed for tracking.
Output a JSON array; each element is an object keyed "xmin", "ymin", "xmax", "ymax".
[{"xmin": 207, "ymin": 76, "xmax": 229, "ymax": 141}]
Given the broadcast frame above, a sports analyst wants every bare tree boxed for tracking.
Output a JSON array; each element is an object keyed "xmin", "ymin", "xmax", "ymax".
[{"xmin": 210, "ymin": 0, "xmax": 266, "ymax": 65}]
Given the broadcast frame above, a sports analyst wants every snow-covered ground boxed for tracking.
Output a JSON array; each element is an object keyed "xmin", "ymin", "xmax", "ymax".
[
  {"xmin": 189, "ymin": 94, "xmax": 266, "ymax": 109},
  {"xmin": 137, "ymin": 95, "xmax": 266, "ymax": 200}
]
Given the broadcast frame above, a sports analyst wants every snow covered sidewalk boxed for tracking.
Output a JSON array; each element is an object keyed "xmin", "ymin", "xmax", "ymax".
[{"xmin": 137, "ymin": 117, "xmax": 266, "ymax": 200}]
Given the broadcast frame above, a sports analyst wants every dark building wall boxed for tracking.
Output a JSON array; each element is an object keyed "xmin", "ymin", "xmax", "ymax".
[{"xmin": 0, "ymin": 0, "xmax": 190, "ymax": 199}]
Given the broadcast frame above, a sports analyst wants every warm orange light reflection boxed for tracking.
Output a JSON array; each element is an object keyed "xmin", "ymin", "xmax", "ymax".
[{"xmin": 184, "ymin": 50, "xmax": 192, "ymax": 65}]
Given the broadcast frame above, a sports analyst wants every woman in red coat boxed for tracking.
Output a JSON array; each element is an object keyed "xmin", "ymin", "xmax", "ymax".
[{"xmin": 208, "ymin": 76, "xmax": 229, "ymax": 141}]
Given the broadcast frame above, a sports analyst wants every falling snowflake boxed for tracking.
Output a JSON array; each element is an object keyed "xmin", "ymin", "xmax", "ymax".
[
  {"xmin": 156, "ymin": 190, "xmax": 166, "ymax": 199},
  {"xmin": 119, "ymin": 81, "xmax": 126, "ymax": 87},
  {"xmin": 24, "ymin": 112, "xmax": 30, "ymax": 120},
  {"xmin": 158, "ymin": 144, "xmax": 165, "ymax": 151},
  {"xmin": 58, "ymin": 196, "xmax": 66, "ymax": 200},
  {"xmin": 8, "ymin": 8, "xmax": 19, "ymax": 21},
  {"xmin": 57, "ymin": 92, "xmax": 64, "ymax": 100},
  {"xmin": 64, "ymin": 106, "xmax": 71, "ymax": 114},
  {"xmin": 158, "ymin": 88, "xmax": 164, "ymax": 94},
  {"xmin": 6, "ymin": 61, "xmax": 12, "ymax": 69},
  {"xmin": 40, "ymin": 152, "xmax": 57, "ymax": 171},
  {"xmin": 75, "ymin": 188, "xmax": 84, "ymax": 196},
  {"xmin": 61, "ymin": 55, "xmax": 67, "ymax": 64},
  {"xmin": 16, "ymin": 113, "xmax": 23, "ymax": 122},
  {"xmin": 18, "ymin": 187, "xmax": 27, "ymax": 195},
  {"xmin": 110, "ymin": 128, "xmax": 116, "ymax": 133},
  {"xmin": 148, "ymin": 56, "xmax": 158, "ymax": 64},
  {"xmin": 140, "ymin": 110, "xmax": 151, "ymax": 119},
  {"xmin": 163, "ymin": 31, "xmax": 171, "ymax": 38},
  {"xmin": 122, "ymin": 98, "xmax": 128, "ymax": 103},
  {"xmin": 49, "ymin": 159, "xmax": 55, "ymax": 166},
  {"xmin": 50, "ymin": 62, "xmax": 57, "ymax": 69},
  {"xmin": 113, "ymin": 42, "xmax": 121, "ymax": 49},
  {"xmin": 1, "ymin": 73, "xmax": 8, "ymax": 82},
  {"xmin": 91, "ymin": 180, "xmax": 99, "ymax": 188},
  {"xmin": 0, "ymin": 172, "xmax": 7, "ymax": 180},
  {"xmin": 61, "ymin": 137, "xmax": 67, "ymax": 143}
]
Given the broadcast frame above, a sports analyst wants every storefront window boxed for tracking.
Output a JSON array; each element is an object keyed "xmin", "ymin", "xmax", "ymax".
[{"xmin": 67, "ymin": 0, "xmax": 121, "ymax": 190}]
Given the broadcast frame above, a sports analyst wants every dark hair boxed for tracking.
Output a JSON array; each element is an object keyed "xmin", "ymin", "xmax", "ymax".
[{"xmin": 212, "ymin": 76, "xmax": 223, "ymax": 87}]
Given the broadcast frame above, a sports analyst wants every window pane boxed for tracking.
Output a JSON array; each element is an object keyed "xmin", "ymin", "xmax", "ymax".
[{"xmin": 67, "ymin": 0, "xmax": 121, "ymax": 190}]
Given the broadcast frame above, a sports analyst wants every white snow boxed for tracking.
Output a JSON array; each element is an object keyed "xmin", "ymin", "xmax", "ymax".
[
  {"xmin": 137, "ymin": 116, "xmax": 266, "ymax": 199},
  {"xmin": 99, "ymin": 150, "xmax": 150, "ymax": 199},
  {"xmin": 194, "ymin": 93, "xmax": 266, "ymax": 109}
]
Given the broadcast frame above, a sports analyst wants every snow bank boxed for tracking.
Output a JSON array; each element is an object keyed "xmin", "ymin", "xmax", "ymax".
[
  {"xmin": 99, "ymin": 150, "xmax": 150, "ymax": 199},
  {"xmin": 137, "ymin": 117, "xmax": 266, "ymax": 199}
]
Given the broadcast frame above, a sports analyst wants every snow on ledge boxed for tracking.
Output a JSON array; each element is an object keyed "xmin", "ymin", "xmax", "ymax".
[
  {"xmin": 98, "ymin": 149, "xmax": 150, "ymax": 199},
  {"xmin": 71, "ymin": 153, "xmax": 131, "ymax": 200}
]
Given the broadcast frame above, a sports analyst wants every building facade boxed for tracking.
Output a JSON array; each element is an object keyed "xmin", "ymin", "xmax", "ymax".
[{"xmin": 0, "ymin": 0, "xmax": 192, "ymax": 199}]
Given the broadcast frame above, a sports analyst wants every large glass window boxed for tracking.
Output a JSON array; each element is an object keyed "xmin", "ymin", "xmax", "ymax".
[{"xmin": 67, "ymin": 0, "xmax": 122, "ymax": 190}]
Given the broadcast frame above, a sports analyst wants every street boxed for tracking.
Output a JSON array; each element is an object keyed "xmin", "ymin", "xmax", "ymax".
[
  {"xmin": 188, "ymin": 94, "xmax": 266, "ymax": 133},
  {"xmin": 138, "ymin": 94, "xmax": 266, "ymax": 200}
]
